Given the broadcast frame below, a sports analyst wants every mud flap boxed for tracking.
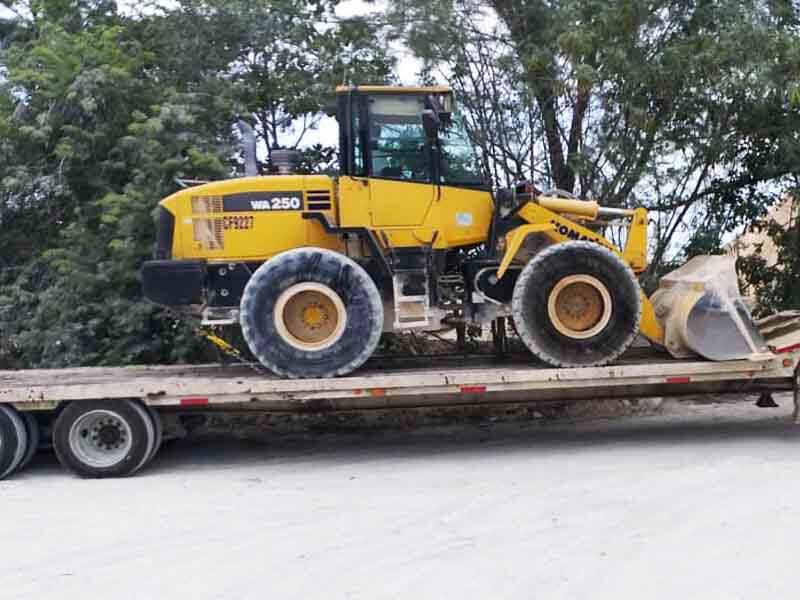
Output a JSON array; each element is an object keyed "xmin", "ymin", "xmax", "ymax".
[{"xmin": 650, "ymin": 255, "xmax": 772, "ymax": 361}]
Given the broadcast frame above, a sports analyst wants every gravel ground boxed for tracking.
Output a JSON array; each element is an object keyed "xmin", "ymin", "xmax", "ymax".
[{"xmin": 2, "ymin": 396, "xmax": 799, "ymax": 600}]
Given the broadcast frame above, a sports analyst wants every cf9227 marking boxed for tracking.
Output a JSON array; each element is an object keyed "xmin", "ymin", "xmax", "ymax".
[{"xmin": 222, "ymin": 216, "xmax": 254, "ymax": 230}]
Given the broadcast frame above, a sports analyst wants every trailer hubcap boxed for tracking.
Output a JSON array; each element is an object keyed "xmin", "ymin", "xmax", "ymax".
[
  {"xmin": 548, "ymin": 275, "xmax": 612, "ymax": 339},
  {"xmin": 274, "ymin": 282, "xmax": 347, "ymax": 351},
  {"xmin": 68, "ymin": 410, "xmax": 132, "ymax": 468}
]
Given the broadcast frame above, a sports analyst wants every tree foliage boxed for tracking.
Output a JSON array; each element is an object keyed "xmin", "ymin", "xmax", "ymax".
[
  {"xmin": 0, "ymin": 0, "xmax": 391, "ymax": 368},
  {"xmin": 387, "ymin": 0, "xmax": 800, "ymax": 281},
  {"xmin": 738, "ymin": 192, "xmax": 800, "ymax": 315},
  {"xmin": 0, "ymin": 0, "xmax": 798, "ymax": 369}
]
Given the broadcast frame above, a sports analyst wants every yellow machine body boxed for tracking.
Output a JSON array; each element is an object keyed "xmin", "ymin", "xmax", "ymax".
[
  {"xmin": 153, "ymin": 87, "xmax": 664, "ymax": 343},
  {"xmin": 156, "ymin": 146, "xmax": 661, "ymax": 345},
  {"xmin": 161, "ymin": 174, "xmax": 344, "ymax": 262},
  {"xmin": 161, "ymin": 176, "xmax": 493, "ymax": 263}
]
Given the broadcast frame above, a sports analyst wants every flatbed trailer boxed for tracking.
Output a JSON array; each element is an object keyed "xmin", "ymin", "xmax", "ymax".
[{"xmin": 1, "ymin": 322, "xmax": 800, "ymax": 480}]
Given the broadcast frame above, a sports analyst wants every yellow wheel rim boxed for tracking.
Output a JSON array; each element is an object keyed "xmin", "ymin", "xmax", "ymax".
[
  {"xmin": 274, "ymin": 283, "xmax": 347, "ymax": 351},
  {"xmin": 547, "ymin": 275, "xmax": 612, "ymax": 340}
]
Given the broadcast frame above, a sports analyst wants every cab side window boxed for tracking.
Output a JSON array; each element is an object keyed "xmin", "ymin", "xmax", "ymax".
[
  {"xmin": 352, "ymin": 110, "xmax": 366, "ymax": 176},
  {"xmin": 369, "ymin": 95, "xmax": 430, "ymax": 182},
  {"xmin": 439, "ymin": 113, "xmax": 485, "ymax": 187}
]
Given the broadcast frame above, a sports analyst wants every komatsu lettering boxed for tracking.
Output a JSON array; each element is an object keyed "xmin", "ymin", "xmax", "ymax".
[{"xmin": 549, "ymin": 219, "xmax": 607, "ymax": 245}]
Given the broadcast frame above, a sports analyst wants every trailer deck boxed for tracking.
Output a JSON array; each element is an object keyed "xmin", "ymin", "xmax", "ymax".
[
  {"xmin": 2, "ymin": 348, "xmax": 798, "ymax": 413},
  {"xmin": 1, "ymin": 311, "xmax": 799, "ymax": 480}
]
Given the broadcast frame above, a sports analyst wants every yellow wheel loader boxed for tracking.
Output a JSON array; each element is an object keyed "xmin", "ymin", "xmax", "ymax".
[{"xmin": 141, "ymin": 85, "xmax": 770, "ymax": 378}]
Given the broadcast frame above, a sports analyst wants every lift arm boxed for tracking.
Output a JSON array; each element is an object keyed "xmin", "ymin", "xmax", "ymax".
[{"xmin": 496, "ymin": 197, "xmax": 663, "ymax": 344}]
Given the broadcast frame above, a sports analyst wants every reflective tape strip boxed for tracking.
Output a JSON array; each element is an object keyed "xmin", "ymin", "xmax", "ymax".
[
  {"xmin": 776, "ymin": 343, "xmax": 800, "ymax": 354},
  {"xmin": 180, "ymin": 397, "xmax": 210, "ymax": 406},
  {"xmin": 460, "ymin": 385, "xmax": 487, "ymax": 394}
]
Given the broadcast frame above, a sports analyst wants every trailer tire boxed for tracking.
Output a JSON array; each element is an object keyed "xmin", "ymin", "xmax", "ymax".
[
  {"xmin": 241, "ymin": 247, "xmax": 384, "ymax": 378},
  {"xmin": 512, "ymin": 241, "xmax": 641, "ymax": 367},
  {"xmin": 18, "ymin": 412, "xmax": 40, "ymax": 471},
  {"xmin": 124, "ymin": 400, "xmax": 156, "ymax": 474},
  {"xmin": 142, "ymin": 404, "xmax": 163, "ymax": 466},
  {"xmin": 53, "ymin": 400, "xmax": 152, "ymax": 478},
  {"xmin": 0, "ymin": 405, "xmax": 27, "ymax": 480}
]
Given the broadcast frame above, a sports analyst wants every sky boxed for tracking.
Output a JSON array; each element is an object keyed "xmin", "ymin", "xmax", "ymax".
[
  {"xmin": 115, "ymin": 0, "xmax": 421, "ymax": 147},
  {"xmin": 0, "ymin": 1, "xmax": 762, "ymax": 256},
  {"xmin": 0, "ymin": 0, "xmax": 422, "ymax": 148},
  {"xmin": 313, "ymin": 0, "xmax": 422, "ymax": 147}
]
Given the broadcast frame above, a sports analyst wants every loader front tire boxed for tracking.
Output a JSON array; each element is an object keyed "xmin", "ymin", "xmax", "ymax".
[
  {"xmin": 512, "ymin": 241, "xmax": 641, "ymax": 368},
  {"xmin": 240, "ymin": 248, "xmax": 384, "ymax": 378}
]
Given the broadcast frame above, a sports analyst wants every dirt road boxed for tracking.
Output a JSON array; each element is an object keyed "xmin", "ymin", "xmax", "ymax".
[{"xmin": 2, "ymin": 398, "xmax": 799, "ymax": 599}]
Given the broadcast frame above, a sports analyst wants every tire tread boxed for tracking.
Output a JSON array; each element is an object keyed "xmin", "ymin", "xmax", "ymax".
[
  {"xmin": 511, "ymin": 241, "xmax": 642, "ymax": 368},
  {"xmin": 240, "ymin": 247, "xmax": 384, "ymax": 378}
]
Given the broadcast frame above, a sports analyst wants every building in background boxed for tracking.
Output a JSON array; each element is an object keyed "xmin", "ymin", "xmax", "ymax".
[{"xmin": 728, "ymin": 195, "xmax": 797, "ymax": 305}]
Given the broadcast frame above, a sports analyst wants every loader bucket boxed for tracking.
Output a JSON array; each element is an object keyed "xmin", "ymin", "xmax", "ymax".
[{"xmin": 650, "ymin": 255, "xmax": 772, "ymax": 361}]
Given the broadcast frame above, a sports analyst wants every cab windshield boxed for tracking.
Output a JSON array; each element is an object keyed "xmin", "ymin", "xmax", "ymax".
[
  {"xmin": 369, "ymin": 95, "xmax": 430, "ymax": 182},
  {"xmin": 343, "ymin": 91, "xmax": 487, "ymax": 188}
]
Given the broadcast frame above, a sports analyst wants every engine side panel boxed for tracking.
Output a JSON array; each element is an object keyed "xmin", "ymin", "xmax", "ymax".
[{"xmin": 161, "ymin": 175, "xmax": 345, "ymax": 262}]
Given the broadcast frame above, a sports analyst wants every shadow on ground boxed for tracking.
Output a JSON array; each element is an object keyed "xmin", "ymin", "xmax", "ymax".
[{"xmin": 20, "ymin": 398, "xmax": 798, "ymax": 479}]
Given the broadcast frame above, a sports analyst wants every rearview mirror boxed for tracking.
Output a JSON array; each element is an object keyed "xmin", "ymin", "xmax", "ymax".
[{"xmin": 421, "ymin": 109, "xmax": 440, "ymax": 140}]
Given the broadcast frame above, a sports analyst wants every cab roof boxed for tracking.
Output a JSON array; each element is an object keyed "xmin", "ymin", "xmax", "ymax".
[{"xmin": 335, "ymin": 85, "xmax": 451, "ymax": 95}]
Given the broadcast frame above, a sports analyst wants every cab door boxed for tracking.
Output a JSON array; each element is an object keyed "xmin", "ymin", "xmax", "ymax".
[
  {"xmin": 369, "ymin": 179, "xmax": 434, "ymax": 227},
  {"xmin": 366, "ymin": 94, "xmax": 434, "ymax": 227}
]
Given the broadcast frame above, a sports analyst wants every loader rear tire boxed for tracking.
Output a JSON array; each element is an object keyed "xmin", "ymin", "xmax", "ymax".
[
  {"xmin": 512, "ymin": 241, "xmax": 641, "ymax": 368},
  {"xmin": 240, "ymin": 247, "xmax": 384, "ymax": 378}
]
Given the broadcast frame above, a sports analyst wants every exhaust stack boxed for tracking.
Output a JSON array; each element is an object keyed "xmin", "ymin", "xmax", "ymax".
[
  {"xmin": 272, "ymin": 149, "xmax": 301, "ymax": 175},
  {"xmin": 236, "ymin": 120, "xmax": 258, "ymax": 177}
]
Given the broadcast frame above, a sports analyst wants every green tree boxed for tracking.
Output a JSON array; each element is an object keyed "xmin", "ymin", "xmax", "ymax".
[
  {"xmin": 0, "ymin": 2, "xmax": 232, "ymax": 367},
  {"xmin": 738, "ymin": 192, "xmax": 800, "ymax": 315},
  {"xmin": 0, "ymin": 0, "xmax": 393, "ymax": 368},
  {"xmin": 165, "ymin": 0, "xmax": 394, "ymax": 172},
  {"xmin": 387, "ymin": 0, "xmax": 800, "ymax": 283}
]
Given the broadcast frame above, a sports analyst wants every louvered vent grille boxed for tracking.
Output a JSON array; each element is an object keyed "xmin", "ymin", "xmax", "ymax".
[
  {"xmin": 193, "ymin": 218, "xmax": 224, "ymax": 250},
  {"xmin": 191, "ymin": 196, "xmax": 223, "ymax": 213},
  {"xmin": 306, "ymin": 189, "xmax": 332, "ymax": 211}
]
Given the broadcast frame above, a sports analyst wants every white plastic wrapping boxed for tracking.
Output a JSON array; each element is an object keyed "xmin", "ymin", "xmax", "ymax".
[{"xmin": 650, "ymin": 255, "xmax": 771, "ymax": 361}]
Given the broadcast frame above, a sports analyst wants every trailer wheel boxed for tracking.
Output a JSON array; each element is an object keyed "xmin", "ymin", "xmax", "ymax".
[
  {"xmin": 241, "ymin": 247, "xmax": 384, "ymax": 378},
  {"xmin": 53, "ymin": 400, "xmax": 152, "ymax": 478},
  {"xmin": 0, "ymin": 405, "xmax": 28, "ymax": 480},
  {"xmin": 124, "ymin": 400, "xmax": 156, "ymax": 473},
  {"xmin": 18, "ymin": 412, "xmax": 40, "ymax": 471},
  {"xmin": 142, "ymin": 404, "xmax": 163, "ymax": 466},
  {"xmin": 512, "ymin": 241, "xmax": 641, "ymax": 367}
]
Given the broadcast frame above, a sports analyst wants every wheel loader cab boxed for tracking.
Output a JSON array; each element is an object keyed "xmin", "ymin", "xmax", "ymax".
[{"xmin": 334, "ymin": 86, "xmax": 492, "ymax": 246}]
